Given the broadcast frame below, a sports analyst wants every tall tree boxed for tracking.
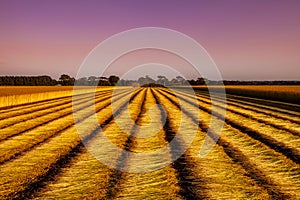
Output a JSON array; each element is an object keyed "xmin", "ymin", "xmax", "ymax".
[{"xmin": 108, "ymin": 75, "xmax": 120, "ymax": 86}]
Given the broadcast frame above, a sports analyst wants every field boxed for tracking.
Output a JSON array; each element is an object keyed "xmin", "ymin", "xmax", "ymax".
[
  {"xmin": 0, "ymin": 86, "xmax": 115, "ymax": 108},
  {"xmin": 0, "ymin": 86, "xmax": 299, "ymax": 199},
  {"xmin": 192, "ymin": 85, "xmax": 300, "ymax": 104}
]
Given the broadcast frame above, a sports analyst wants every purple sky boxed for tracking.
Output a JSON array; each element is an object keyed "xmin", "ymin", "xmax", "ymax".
[{"xmin": 0, "ymin": 0, "xmax": 300, "ymax": 80}]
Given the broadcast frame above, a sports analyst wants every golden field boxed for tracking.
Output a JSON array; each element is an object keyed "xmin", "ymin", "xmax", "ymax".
[
  {"xmin": 0, "ymin": 86, "xmax": 299, "ymax": 199},
  {"xmin": 0, "ymin": 86, "xmax": 114, "ymax": 108},
  {"xmin": 192, "ymin": 85, "xmax": 300, "ymax": 104}
]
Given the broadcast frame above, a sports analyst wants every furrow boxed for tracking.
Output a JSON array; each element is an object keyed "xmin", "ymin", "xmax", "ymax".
[
  {"xmin": 31, "ymin": 89, "xmax": 145, "ymax": 199},
  {"xmin": 113, "ymin": 89, "xmax": 182, "ymax": 200},
  {"xmin": 0, "ymin": 89, "xmax": 114, "ymax": 123},
  {"xmin": 0, "ymin": 89, "xmax": 131, "ymax": 164},
  {"xmin": 0, "ymin": 87, "xmax": 124, "ymax": 116},
  {"xmin": 0, "ymin": 89, "xmax": 129, "ymax": 142},
  {"xmin": 0, "ymin": 89, "xmax": 101, "ymax": 114},
  {"xmin": 157, "ymin": 88, "xmax": 300, "ymax": 198},
  {"xmin": 152, "ymin": 88, "xmax": 272, "ymax": 199},
  {"xmin": 104, "ymin": 89, "xmax": 147, "ymax": 199},
  {"xmin": 177, "ymin": 91, "xmax": 300, "ymax": 136},
  {"xmin": 196, "ymin": 90, "xmax": 300, "ymax": 117},
  {"xmin": 223, "ymin": 92, "xmax": 300, "ymax": 113},
  {"xmin": 198, "ymin": 92, "xmax": 300, "ymax": 124},
  {"xmin": 162, "ymin": 89, "xmax": 300, "ymax": 164},
  {"xmin": 0, "ymin": 88, "xmax": 141, "ymax": 199},
  {"xmin": 0, "ymin": 91, "xmax": 111, "ymax": 129},
  {"xmin": 152, "ymin": 89, "xmax": 208, "ymax": 199}
]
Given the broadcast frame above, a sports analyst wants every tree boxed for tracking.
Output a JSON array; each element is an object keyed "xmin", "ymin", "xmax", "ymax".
[
  {"xmin": 98, "ymin": 77, "xmax": 110, "ymax": 86},
  {"xmin": 108, "ymin": 75, "xmax": 120, "ymax": 86},
  {"xmin": 157, "ymin": 75, "xmax": 169, "ymax": 86},
  {"xmin": 196, "ymin": 77, "xmax": 205, "ymax": 85},
  {"xmin": 87, "ymin": 76, "xmax": 98, "ymax": 86},
  {"xmin": 59, "ymin": 74, "xmax": 75, "ymax": 86},
  {"xmin": 0, "ymin": 76, "xmax": 57, "ymax": 86},
  {"xmin": 76, "ymin": 77, "xmax": 88, "ymax": 86},
  {"xmin": 176, "ymin": 76, "xmax": 185, "ymax": 85}
]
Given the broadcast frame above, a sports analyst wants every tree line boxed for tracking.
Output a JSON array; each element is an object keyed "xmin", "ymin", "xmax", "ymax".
[
  {"xmin": 0, "ymin": 74, "xmax": 120, "ymax": 86},
  {"xmin": 0, "ymin": 76, "xmax": 57, "ymax": 86},
  {"xmin": 0, "ymin": 74, "xmax": 299, "ymax": 86}
]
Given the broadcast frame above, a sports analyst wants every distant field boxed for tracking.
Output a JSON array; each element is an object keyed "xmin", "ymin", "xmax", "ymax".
[
  {"xmin": 0, "ymin": 86, "xmax": 299, "ymax": 199},
  {"xmin": 0, "ymin": 86, "xmax": 114, "ymax": 108},
  {"xmin": 0, "ymin": 86, "xmax": 73, "ymax": 96},
  {"xmin": 192, "ymin": 85, "xmax": 300, "ymax": 104}
]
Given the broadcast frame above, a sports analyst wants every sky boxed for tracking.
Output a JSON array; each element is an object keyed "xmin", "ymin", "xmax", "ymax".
[{"xmin": 0, "ymin": 0, "xmax": 300, "ymax": 80}]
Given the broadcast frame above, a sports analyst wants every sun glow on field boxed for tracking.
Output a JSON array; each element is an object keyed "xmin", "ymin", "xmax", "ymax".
[{"xmin": 0, "ymin": 86, "xmax": 299, "ymax": 199}]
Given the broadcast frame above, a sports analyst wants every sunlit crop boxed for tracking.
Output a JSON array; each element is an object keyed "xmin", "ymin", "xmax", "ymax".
[
  {"xmin": 0, "ymin": 86, "xmax": 299, "ymax": 199},
  {"xmin": 193, "ymin": 85, "xmax": 300, "ymax": 104}
]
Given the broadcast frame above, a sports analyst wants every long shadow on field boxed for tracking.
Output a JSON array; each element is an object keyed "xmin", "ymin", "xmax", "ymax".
[
  {"xmin": 157, "ymin": 88, "xmax": 291, "ymax": 199},
  {"xmin": 13, "ymin": 89, "xmax": 141, "ymax": 200},
  {"xmin": 152, "ymin": 89, "xmax": 208, "ymax": 199}
]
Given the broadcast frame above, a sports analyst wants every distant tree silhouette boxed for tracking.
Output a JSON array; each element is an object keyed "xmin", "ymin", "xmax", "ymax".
[
  {"xmin": 59, "ymin": 74, "xmax": 75, "ymax": 86},
  {"xmin": 0, "ymin": 74, "xmax": 299, "ymax": 86},
  {"xmin": 157, "ymin": 75, "xmax": 169, "ymax": 86},
  {"xmin": 187, "ymin": 78, "xmax": 206, "ymax": 85},
  {"xmin": 117, "ymin": 79, "xmax": 126, "ymax": 86},
  {"xmin": 108, "ymin": 75, "xmax": 120, "ymax": 86},
  {"xmin": 87, "ymin": 76, "xmax": 97, "ymax": 86},
  {"xmin": 138, "ymin": 75, "xmax": 156, "ymax": 85},
  {"xmin": 0, "ymin": 76, "xmax": 57, "ymax": 86},
  {"xmin": 98, "ymin": 77, "xmax": 110, "ymax": 86},
  {"xmin": 141, "ymin": 83, "xmax": 166, "ymax": 87},
  {"xmin": 76, "ymin": 77, "xmax": 88, "ymax": 85},
  {"xmin": 117, "ymin": 79, "xmax": 137, "ymax": 86},
  {"xmin": 176, "ymin": 76, "xmax": 185, "ymax": 85}
]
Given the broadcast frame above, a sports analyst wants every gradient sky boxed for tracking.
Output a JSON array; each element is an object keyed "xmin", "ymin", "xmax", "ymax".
[{"xmin": 0, "ymin": 0, "xmax": 300, "ymax": 80}]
